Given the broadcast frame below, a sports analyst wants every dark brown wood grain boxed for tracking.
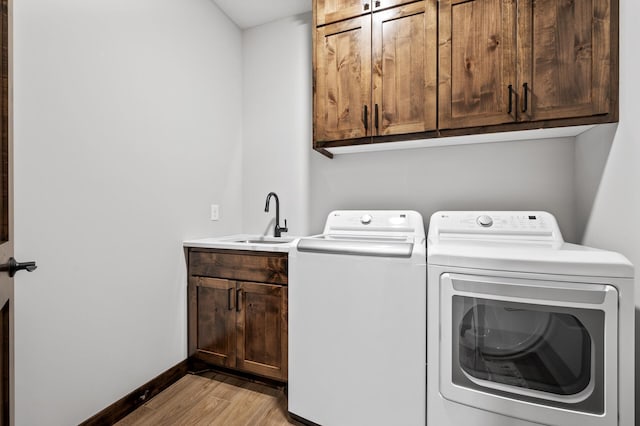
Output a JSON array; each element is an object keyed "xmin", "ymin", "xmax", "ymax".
[
  {"xmin": 315, "ymin": 16, "xmax": 372, "ymax": 142},
  {"xmin": 236, "ymin": 282, "xmax": 288, "ymax": 381},
  {"xmin": 0, "ymin": 0, "xmax": 8, "ymax": 243},
  {"xmin": 80, "ymin": 359, "xmax": 190, "ymax": 426},
  {"xmin": 372, "ymin": 1, "xmax": 437, "ymax": 136},
  {"xmin": 187, "ymin": 250, "xmax": 289, "ymax": 382},
  {"xmin": 518, "ymin": 0, "xmax": 611, "ymax": 121},
  {"xmin": 316, "ymin": 0, "xmax": 368, "ymax": 27},
  {"xmin": 314, "ymin": 113, "xmax": 614, "ymax": 150},
  {"xmin": 439, "ymin": 0, "xmax": 518, "ymax": 129},
  {"xmin": 312, "ymin": 0, "xmax": 619, "ymax": 155},
  {"xmin": 195, "ymin": 277, "xmax": 236, "ymax": 368},
  {"xmin": 189, "ymin": 249, "xmax": 287, "ymax": 285}
]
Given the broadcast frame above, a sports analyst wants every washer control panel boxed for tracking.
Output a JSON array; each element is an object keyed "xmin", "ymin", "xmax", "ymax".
[
  {"xmin": 324, "ymin": 210, "xmax": 425, "ymax": 236},
  {"xmin": 429, "ymin": 211, "xmax": 562, "ymax": 241}
]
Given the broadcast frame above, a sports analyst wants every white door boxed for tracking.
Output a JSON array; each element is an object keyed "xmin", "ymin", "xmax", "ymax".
[{"xmin": 0, "ymin": 2, "xmax": 37, "ymax": 423}]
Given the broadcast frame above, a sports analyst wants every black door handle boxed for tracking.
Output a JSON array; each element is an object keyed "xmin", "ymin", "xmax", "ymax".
[
  {"xmin": 363, "ymin": 105, "xmax": 368, "ymax": 131},
  {"xmin": 522, "ymin": 82, "xmax": 529, "ymax": 113},
  {"xmin": 0, "ymin": 257, "xmax": 37, "ymax": 277},
  {"xmin": 374, "ymin": 104, "xmax": 379, "ymax": 134}
]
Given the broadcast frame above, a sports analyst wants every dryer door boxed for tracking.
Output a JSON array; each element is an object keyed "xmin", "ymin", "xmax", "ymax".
[{"xmin": 439, "ymin": 273, "xmax": 618, "ymax": 426}]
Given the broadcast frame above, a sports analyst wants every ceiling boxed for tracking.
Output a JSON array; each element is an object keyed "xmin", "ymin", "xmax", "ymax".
[{"xmin": 212, "ymin": 0, "xmax": 312, "ymax": 29}]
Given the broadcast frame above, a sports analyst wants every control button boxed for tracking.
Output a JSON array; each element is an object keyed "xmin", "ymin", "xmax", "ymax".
[
  {"xmin": 477, "ymin": 215, "xmax": 493, "ymax": 227},
  {"xmin": 360, "ymin": 214, "xmax": 373, "ymax": 225}
]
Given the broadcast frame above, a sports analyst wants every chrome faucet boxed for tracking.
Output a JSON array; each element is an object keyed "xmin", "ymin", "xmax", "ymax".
[{"xmin": 264, "ymin": 192, "xmax": 288, "ymax": 237}]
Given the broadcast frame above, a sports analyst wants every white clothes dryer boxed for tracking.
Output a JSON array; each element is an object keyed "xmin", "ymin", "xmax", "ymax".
[{"xmin": 427, "ymin": 211, "xmax": 634, "ymax": 426}]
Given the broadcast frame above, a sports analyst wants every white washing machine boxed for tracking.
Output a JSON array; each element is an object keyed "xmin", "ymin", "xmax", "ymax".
[
  {"xmin": 289, "ymin": 210, "xmax": 426, "ymax": 426},
  {"xmin": 427, "ymin": 211, "xmax": 635, "ymax": 426}
]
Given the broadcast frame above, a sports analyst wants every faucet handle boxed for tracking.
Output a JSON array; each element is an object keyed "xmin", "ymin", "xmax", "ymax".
[{"xmin": 282, "ymin": 219, "xmax": 288, "ymax": 233}]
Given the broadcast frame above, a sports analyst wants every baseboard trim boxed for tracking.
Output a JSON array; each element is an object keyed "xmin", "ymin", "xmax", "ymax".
[
  {"xmin": 79, "ymin": 359, "xmax": 190, "ymax": 425},
  {"xmin": 289, "ymin": 411, "xmax": 321, "ymax": 426}
]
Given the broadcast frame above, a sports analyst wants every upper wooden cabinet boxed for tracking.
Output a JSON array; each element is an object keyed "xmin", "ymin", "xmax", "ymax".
[
  {"xmin": 517, "ymin": 0, "xmax": 612, "ymax": 121},
  {"xmin": 373, "ymin": 1, "xmax": 437, "ymax": 135},
  {"xmin": 439, "ymin": 0, "xmax": 517, "ymax": 129},
  {"xmin": 439, "ymin": 0, "xmax": 614, "ymax": 129},
  {"xmin": 316, "ymin": 0, "xmax": 367, "ymax": 26},
  {"xmin": 316, "ymin": 0, "xmax": 420, "ymax": 26},
  {"xmin": 315, "ymin": 16, "xmax": 372, "ymax": 142},
  {"xmin": 313, "ymin": 0, "xmax": 618, "ymax": 154},
  {"xmin": 314, "ymin": 1, "xmax": 438, "ymax": 144}
]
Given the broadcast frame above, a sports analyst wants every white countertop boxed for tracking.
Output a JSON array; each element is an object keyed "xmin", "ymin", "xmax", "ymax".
[{"xmin": 183, "ymin": 234, "xmax": 299, "ymax": 253}]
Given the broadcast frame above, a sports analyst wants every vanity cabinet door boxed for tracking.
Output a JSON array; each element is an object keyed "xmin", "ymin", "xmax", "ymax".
[
  {"xmin": 190, "ymin": 277, "xmax": 236, "ymax": 368},
  {"xmin": 235, "ymin": 281, "xmax": 288, "ymax": 381},
  {"xmin": 438, "ymin": 0, "xmax": 518, "ymax": 129},
  {"xmin": 517, "ymin": 0, "xmax": 612, "ymax": 121}
]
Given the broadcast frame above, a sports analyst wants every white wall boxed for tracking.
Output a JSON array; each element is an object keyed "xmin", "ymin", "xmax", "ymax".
[
  {"xmin": 241, "ymin": 14, "xmax": 312, "ymax": 237},
  {"xmin": 575, "ymin": 0, "xmax": 640, "ymax": 419},
  {"xmin": 12, "ymin": 0, "xmax": 243, "ymax": 424},
  {"xmin": 310, "ymin": 138, "xmax": 578, "ymax": 239}
]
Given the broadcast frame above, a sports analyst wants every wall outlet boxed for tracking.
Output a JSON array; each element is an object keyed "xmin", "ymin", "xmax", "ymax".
[{"xmin": 210, "ymin": 204, "xmax": 220, "ymax": 221}]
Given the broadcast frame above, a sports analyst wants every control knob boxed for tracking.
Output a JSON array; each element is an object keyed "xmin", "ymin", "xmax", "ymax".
[
  {"xmin": 360, "ymin": 214, "xmax": 373, "ymax": 225},
  {"xmin": 477, "ymin": 215, "xmax": 493, "ymax": 227}
]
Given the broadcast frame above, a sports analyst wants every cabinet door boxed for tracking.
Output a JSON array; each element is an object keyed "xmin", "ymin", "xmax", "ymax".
[
  {"xmin": 373, "ymin": 0, "xmax": 426, "ymax": 12},
  {"xmin": 235, "ymin": 281, "xmax": 287, "ymax": 381},
  {"xmin": 315, "ymin": 16, "xmax": 372, "ymax": 142},
  {"xmin": 518, "ymin": 0, "xmax": 611, "ymax": 121},
  {"xmin": 190, "ymin": 277, "xmax": 236, "ymax": 368},
  {"xmin": 317, "ymin": 0, "xmax": 370, "ymax": 26},
  {"xmin": 372, "ymin": 1, "xmax": 437, "ymax": 136},
  {"xmin": 439, "ymin": 0, "xmax": 517, "ymax": 129}
]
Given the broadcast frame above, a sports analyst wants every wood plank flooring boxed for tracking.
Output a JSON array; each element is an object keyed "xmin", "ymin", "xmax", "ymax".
[{"xmin": 116, "ymin": 371, "xmax": 296, "ymax": 426}]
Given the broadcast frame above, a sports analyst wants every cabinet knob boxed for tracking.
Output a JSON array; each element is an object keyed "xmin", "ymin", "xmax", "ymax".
[{"xmin": 363, "ymin": 1, "xmax": 370, "ymax": 10}]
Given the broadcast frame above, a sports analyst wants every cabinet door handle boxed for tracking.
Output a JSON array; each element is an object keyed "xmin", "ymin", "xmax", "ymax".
[
  {"xmin": 236, "ymin": 289, "xmax": 242, "ymax": 312},
  {"xmin": 363, "ymin": 105, "xmax": 368, "ymax": 131},
  {"xmin": 507, "ymin": 84, "xmax": 514, "ymax": 115},
  {"xmin": 363, "ymin": 0, "xmax": 370, "ymax": 10},
  {"xmin": 227, "ymin": 288, "xmax": 234, "ymax": 311},
  {"xmin": 374, "ymin": 0, "xmax": 380, "ymax": 7},
  {"xmin": 374, "ymin": 104, "xmax": 379, "ymax": 133},
  {"xmin": 522, "ymin": 82, "xmax": 529, "ymax": 113}
]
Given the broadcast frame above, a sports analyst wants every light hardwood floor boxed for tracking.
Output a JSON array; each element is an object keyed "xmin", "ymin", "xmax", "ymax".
[{"xmin": 117, "ymin": 371, "xmax": 296, "ymax": 426}]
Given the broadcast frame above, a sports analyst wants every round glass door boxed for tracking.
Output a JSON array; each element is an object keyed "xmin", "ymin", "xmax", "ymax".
[{"xmin": 452, "ymin": 296, "xmax": 605, "ymax": 413}]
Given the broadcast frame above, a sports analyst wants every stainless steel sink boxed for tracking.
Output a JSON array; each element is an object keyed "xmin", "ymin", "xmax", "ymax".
[
  {"xmin": 231, "ymin": 237, "xmax": 294, "ymax": 244},
  {"xmin": 235, "ymin": 239, "xmax": 291, "ymax": 244}
]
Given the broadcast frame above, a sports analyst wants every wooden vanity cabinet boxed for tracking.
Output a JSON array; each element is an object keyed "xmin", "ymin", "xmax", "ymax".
[
  {"xmin": 439, "ymin": 0, "xmax": 615, "ymax": 129},
  {"xmin": 187, "ymin": 249, "xmax": 288, "ymax": 382}
]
